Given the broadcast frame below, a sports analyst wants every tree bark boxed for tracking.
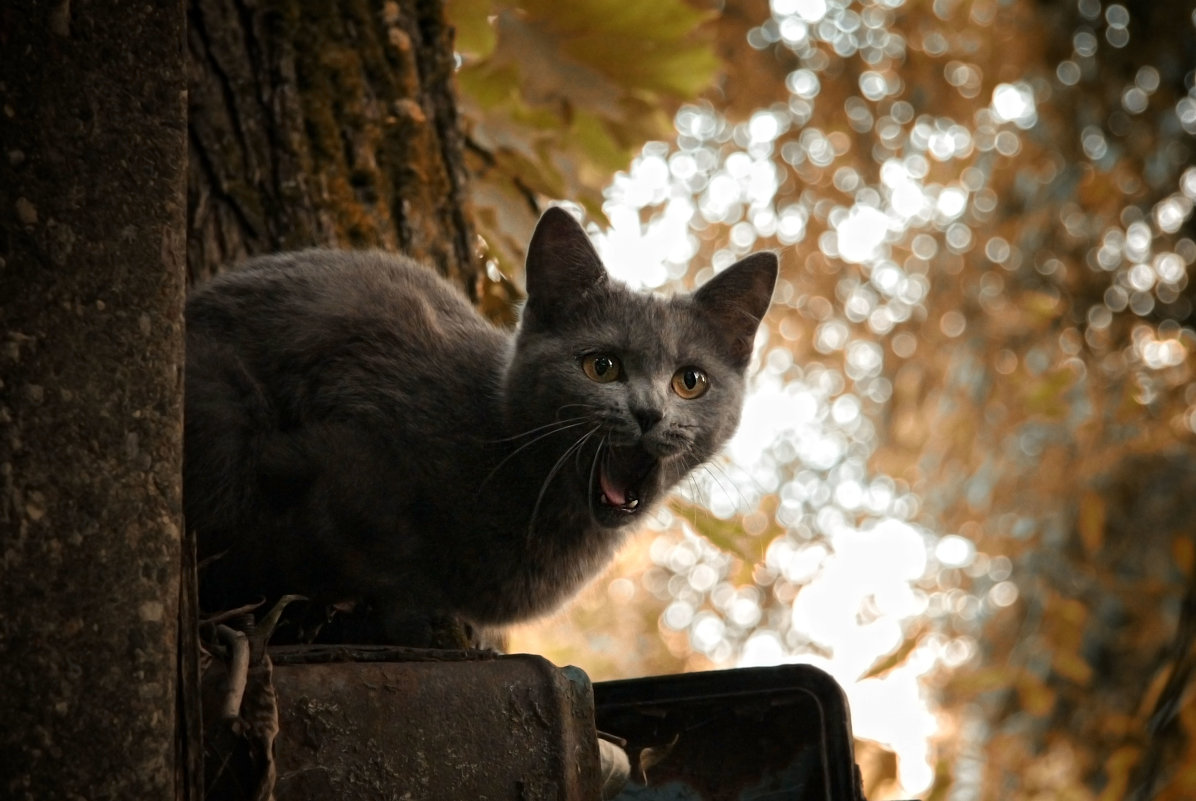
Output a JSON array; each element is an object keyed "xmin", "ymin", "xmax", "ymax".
[
  {"xmin": 184, "ymin": 2, "xmax": 479, "ymax": 796},
  {"xmin": 0, "ymin": 2, "xmax": 186, "ymax": 800},
  {"xmin": 186, "ymin": 0, "xmax": 476, "ymax": 292}
]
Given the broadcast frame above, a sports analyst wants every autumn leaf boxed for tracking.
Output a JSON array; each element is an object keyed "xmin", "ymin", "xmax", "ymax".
[
  {"xmin": 1077, "ymin": 491, "xmax": 1106, "ymax": 555},
  {"xmin": 949, "ymin": 666, "xmax": 1019, "ymax": 699},
  {"xmin": 1173, "ymin": 534, "xmax": 1195, "ymax": 577},
  {"xmin": 1097, "ymin": 746, "xmax": 1141, "ymax": 801},
  {"xmin": 447, "ymin": 0, "xmax": 497, "ymax": 59},
  {"xmin": 668, "ymin": 496, "xmax": 762, "ymax": 563},
  {"xmin": 1051, "ymin": 649, "xmax": 1094, "ymax": 686},
  {"xmin": 1016, "ymin": 671, "xmax": 1056, "ymax": 717},
  {"xmin": 448, "ymin": 0, "xmax": 719, "ymax": 284},
  {"xmin": 1022, "ymin": 365, "xmax": 1079, "ymax": 420},
  {"xmin": 861, "ymin": 624, "xmax": 926, "ymax": 680}
]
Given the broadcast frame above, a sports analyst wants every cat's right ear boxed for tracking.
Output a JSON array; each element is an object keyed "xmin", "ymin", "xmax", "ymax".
[
  {"xmin": 693, "ymin": 251, "xmax": 779, "ymax": 367},
  {"xmin": 523, "ymin": 207, "xmax": 608, "ymax": 327}
]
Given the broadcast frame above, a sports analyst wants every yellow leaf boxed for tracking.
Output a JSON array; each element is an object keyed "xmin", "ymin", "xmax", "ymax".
[
  {"xmin": 1024, "ymin": 289, "xmax": 1063, "ymax": 320},
  {"xmin": 1052, "ymin": 650, "xmax": 1093, "ymax": 686},
  {"xmin": 949, "ymin": 666, "xmax": 1017, "ymax": 698},
  {"xmin": 514, "ymin": 0, "xmax": 719, "ymax": 97},
  {"xmin": 571, "ymin": 109, "xmax": 641, "ymax": 176},
  {"xmin": 1137, "ymin": 663, "xmax": 1174, "ymax": 721},
  {"xmin": 1017, "ymin": 671, "xmax": 1055, "ymax": 717},
  {"xmin": 668, "ymin": 497, "xmax": 761, "ymax": 563},
  {"xmin": 446, "ymin": 0, "xmax": 497, "ymax": 59},
  {"xmin": 862, "ymin": 626, "xmax": 926, "ymax": 680},
  {"xmin": 1097, "ymin": 746, "xmax": 1140, "ymax": 801},
  {"xmin": 1077, "ymin": 491, "xmax": 1106, "ymax": 555},
  {"xmin": 1023, "ymin": 366, "xmax": 1077, "ymax": 419},
  {"xmin": 1053, "ymin": 596, "xmax": 1089, "ymax": 629},
  {"xmin": 1174, "ymin": 534, "xmax": 1196, "ymax": 577},
  {"xmin": 453, "ymin": 0, "xmax": 718, "ymax": 256}
]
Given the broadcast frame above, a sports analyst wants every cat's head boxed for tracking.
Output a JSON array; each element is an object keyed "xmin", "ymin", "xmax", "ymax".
[{"xmin": 505, "ymin": 208, "xmax": 778, "ymax": 529}]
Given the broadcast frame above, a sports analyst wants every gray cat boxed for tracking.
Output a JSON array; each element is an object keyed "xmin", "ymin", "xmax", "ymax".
[{"xmin": 185, "ymin": 208, "xmax": 777, "ymax": 645}]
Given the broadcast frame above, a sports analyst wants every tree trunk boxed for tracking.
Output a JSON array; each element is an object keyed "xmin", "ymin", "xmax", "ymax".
[
  {"xmin": 0, "ymin": 3, "xmax": 186, "ymax": 800},
  {"xmin": 186, "ymin": 0, "xmax": 476, "ymax": 291},
  {"xmin": 184, "ymin": 2, "xmax": 479, "ymax": 796}
]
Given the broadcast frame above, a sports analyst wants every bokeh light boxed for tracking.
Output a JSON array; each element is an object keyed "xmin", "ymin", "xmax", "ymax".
[{"xmin": 523, "ymin": 0, "xmax": 1196, "ymax": 796}]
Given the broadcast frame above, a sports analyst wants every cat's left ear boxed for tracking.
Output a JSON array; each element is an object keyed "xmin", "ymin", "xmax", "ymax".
[
  {"xmin": 693, "ymin": 252, "xmax": 779, "ymax": 367},
  {"xmin": 523, "ymin": 207, "xmax": 608, "ymax": 326}
]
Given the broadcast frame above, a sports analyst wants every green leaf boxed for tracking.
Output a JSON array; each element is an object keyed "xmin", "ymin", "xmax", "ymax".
[
  {"xmin": 448, "ymin": 0, "xmax": 718, "ymax": 280},
  {"xmin": 668, "ymin": 497, "xmax": 759, "ymax": 563},
  {"xmin": 446, "ymin": 0, "xmax": 497, "ymax": 59}
]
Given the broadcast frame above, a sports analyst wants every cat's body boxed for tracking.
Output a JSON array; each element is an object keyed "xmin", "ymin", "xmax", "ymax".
[{"xmin": 185, "ymin": 208, "xmax": 777, "ymax": 643}]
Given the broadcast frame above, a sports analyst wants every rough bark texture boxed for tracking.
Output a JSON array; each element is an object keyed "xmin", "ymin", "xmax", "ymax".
[
  {"xmin": 0, "ymin": 2, "xmax": 186, "ymax": 799},
  {"xmin": 184, "ymin": 3, "xmax": 483, "ymax": 796},
  {"xmin": 187, "ymin": 0, "xmax": 477, "ymax": 293}
]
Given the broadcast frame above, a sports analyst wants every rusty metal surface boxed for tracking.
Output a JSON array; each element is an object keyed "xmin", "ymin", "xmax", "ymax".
[
  {"xmin": 594, "ymin": 665, "xmax": 867, "ymax": 801},
  {"xmin": 271, "ymin": 653, "xmax": 600, "ymax": 800}
]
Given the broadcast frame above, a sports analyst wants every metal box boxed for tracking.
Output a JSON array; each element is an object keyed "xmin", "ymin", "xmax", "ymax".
[{"xmin": 594, "ymin": 665, "xmax": 866, "ymax": 800}]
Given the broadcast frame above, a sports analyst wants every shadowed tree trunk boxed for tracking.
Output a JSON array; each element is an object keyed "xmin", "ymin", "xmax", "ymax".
[
  {"xmin": 184, "ymin": 1, "xmax": 478, "ymax": 796},
  {"xmin": 0, "ymin": 3, "xmax": 186, "ymax": 799},
  {"xmin": 186, "ymin": 0, "xmax": 476, "ymax": 289}
]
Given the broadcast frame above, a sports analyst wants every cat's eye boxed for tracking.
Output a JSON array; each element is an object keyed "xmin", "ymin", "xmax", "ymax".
[
  {"xmin": 582, "ymin": 353, "xmax": 622, "ymax": 383},
  {"xmin": 672, "ymin": 367, "xmax": 709, "ymax": 399}
]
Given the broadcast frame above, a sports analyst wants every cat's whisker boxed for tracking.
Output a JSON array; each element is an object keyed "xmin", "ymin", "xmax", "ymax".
[
  {"xmin": 572, "ymin": 426, "xmax": 603, "ymax": 473},
  {"xmin": 702, "ymin": 459, "xmax": 757, "ymax": 507},
  {"xmin": 712, "ymin": 456, "xmax": 768, "ymax": 497},
  {"xmin": 527, "ymin": 427, "xmax": 600, "ymax": 538},
  {"xmin": 674, "ymin": 452, "xmax": 706, "ymax": 497},
  {"xmin": 477, "ymin": 419, "xmax": 591, "ymax": 495},
  {"xmin": 587, "ymin": 434, "xmax": 606, "ymax": 514},
  {"xmin": 644, "ymin": 502, "xmax": 671, "ymax": 527},
  {"xmin": 676, "ymin": 448, "xmax": 723, "ymax": 504},
  {"xmin": 686, "ymin": 472, "xmax": 707, "ymax": 521},
  {"xmin": 698, "ymin": 463, "xmax": 740, "ymax": 510},
  {"xmin": 185, "ymin": 204, "xmax": 777, "ymax": 646},
  {"xmin": 678, "ymin": 455, "xmax": 734, "ymax": 516},
  {"xmin": 486, "ymin": 415, "xmax": 590, "ymax": 443},
  {"xmin": 555, "ymin": 402, "xmax": 605, "ymax": 415}
]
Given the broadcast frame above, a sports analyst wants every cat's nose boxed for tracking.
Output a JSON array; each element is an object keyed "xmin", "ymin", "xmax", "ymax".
[{"xmin": 632, "ymin": 407, "xmax": 663, "ymax": 434}]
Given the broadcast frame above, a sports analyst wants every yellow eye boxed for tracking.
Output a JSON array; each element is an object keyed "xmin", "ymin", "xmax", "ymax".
[
  {"xmin": 582, "ymin": 354, "xmax": 622, "ymax": 383},
  {"xmin": 672, "ymin": 367, "xmax": 709, "ymax": 399}
]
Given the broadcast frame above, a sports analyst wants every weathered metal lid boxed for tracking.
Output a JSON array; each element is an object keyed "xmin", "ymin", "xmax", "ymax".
[{"xmin": 594, "ymin": 664, "xmax": 866, "ymax": 801}]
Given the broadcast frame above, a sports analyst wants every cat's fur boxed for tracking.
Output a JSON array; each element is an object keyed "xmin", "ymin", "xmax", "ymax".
[{"xmin": 185, "ymin": 208, "xmax": 777, "ymax": 644}]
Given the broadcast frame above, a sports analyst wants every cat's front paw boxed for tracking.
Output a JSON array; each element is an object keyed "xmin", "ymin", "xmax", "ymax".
[{"xmin": 381, "ymin": 609, "xmax": 506, "ymax": 652}]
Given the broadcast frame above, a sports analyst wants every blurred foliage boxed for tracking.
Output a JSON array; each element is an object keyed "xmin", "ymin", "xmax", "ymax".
[
  {"xmin": 449, "ymin": 0, "xmax": 1196, "ymax": 798},
  {"xmin": 446, "ymin": 0, "xmax": 720, "ymax": 288}
]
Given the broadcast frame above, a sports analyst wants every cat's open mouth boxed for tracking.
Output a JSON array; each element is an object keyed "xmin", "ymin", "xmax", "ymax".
[{"xmin": 594, "ymin": 444, "xmax": 657, "ymax": 521}]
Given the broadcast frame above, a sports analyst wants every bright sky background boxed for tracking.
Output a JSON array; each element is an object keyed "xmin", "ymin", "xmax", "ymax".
[
  {"xmin": 593, "ymin": 191, "xmax": 954, "ymax": 793},
  {"xmin": 582, "ymin": 0, "xmax": 1196, "ymax": 793}
]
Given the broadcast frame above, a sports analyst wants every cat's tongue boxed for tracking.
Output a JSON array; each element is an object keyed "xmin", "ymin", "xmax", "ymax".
[{"xmin": 599, "ymin": 468, "xmax": 633, "ymax": 509}]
